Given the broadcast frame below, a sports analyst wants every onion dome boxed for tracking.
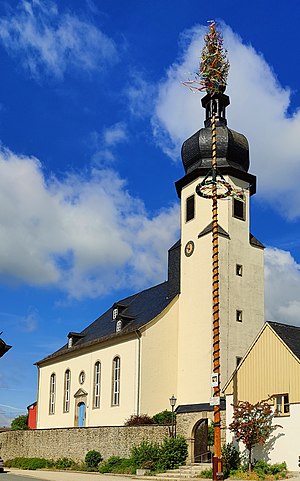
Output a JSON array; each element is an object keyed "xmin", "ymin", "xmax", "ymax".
[{"xmin": 181, "ymin": 93, "xmax": 249, "ymax": 175}]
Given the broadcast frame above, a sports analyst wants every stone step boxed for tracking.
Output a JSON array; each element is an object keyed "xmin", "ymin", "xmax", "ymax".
[{"xmin": 154, "ymin": 464, "xmax": 212, "ymax": 479}]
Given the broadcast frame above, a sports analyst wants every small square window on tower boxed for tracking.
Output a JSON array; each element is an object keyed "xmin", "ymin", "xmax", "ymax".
[
  {"xmin": 233, "ymin": 197, "xmax": 245, "ymax": 220},
  {"xmin": 236, "ymin": 264, "xmax": 243, "ymax": 276},
  {"xmin": 236, "ymin": 356, "xmax": 242, "ymax": 367},
  {"xmin": 236, "ymin": 310, "xmax": 243, "ymax": 322},
  {"xmin": 186, "ymin": 195, "xmax": 195, "ymax": 222}
]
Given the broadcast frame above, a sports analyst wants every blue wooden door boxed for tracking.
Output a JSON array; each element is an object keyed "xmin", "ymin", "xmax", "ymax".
[{"xmin": 78, "ymin": 402, "xmax": 85, "ymax": 427}]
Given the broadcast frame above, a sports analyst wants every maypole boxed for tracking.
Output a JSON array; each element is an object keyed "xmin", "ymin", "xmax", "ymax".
[{"xmin": 183, "ymin": 21, "xmax": 231, "ymax": 481}]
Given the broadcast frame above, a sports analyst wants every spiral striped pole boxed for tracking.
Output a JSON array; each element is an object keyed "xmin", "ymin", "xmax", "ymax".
[{"xmin": 211, "ymin": 109, "xmax": 223, "ymax": 480}]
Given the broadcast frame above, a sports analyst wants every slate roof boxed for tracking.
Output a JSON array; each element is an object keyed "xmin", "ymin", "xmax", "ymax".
[
  {"xmin": 198, "ymin": 222, "xmax": 230, "ymax": 239},
  {"xmin": 269, "ymin": 321, "xmax": 300, "ymax": 360},
  {"xmin": 249, "ymin": 233, "xmax": 265, "ymax": 249},
  {"xmin": 197, "ymin": 222, "xmax": 264, "ymax": 249},
  {"xmin": 37, "ymin": 280, "xmax": 178, "ymax": 365}
]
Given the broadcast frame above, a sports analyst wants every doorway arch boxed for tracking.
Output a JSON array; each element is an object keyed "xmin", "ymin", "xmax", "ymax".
[{"xmin": 193, "ymin": 419, "xmax": 211, "ymax": 463}]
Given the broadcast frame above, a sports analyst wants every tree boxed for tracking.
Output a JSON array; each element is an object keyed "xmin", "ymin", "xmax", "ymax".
[
  {"xmin": 11, "ymin": 414, "xmax": 28, "ymax": 430},
  {"xmin": 228, "ymin": 401, "xmax": 280, "ymax": 471},
  {"xmin": 152, "ymin": 410, "xmax": 174, "ymax": 425}
]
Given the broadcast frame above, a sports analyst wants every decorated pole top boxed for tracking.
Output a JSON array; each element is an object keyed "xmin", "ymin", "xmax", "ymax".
[
  {"xmin": 182, "ymin": 21, "xmax": 230, "ymax": 96},
  {"xmin": 200, "ymin": 21, "xmax": 229, "ymax": 95}
]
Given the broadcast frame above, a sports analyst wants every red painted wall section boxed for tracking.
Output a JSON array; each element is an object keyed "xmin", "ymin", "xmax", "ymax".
[{"xmin": 27, "ymin": 402, "xmax": 37, "ymax": 430}]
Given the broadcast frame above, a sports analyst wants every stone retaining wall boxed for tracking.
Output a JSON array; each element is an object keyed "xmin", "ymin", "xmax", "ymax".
[{"xmin": 0, "ymin": 425, "xmax": 169, "ymax": 462}]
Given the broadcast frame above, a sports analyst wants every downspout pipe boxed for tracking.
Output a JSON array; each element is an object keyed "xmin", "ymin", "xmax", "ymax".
[{"xmin": 135, "ymin": 329, "xmax": 141, "ymax": 416}]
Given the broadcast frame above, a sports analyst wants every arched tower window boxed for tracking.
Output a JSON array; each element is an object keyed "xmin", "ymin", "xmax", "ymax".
[
  {"xmin": 112, "ymin": 356, "xmax": 120, "ymax": 406},
  {"xmin": 64, "ymin": 369, "xmax": 71, "ymax": 413},
  {"xmin": 93, "ymin": 361, "xmax": 101, "ymax": 408},
  {"xmin": 49, "ymin": 373, "xmax": 56, "ymax": 415}
]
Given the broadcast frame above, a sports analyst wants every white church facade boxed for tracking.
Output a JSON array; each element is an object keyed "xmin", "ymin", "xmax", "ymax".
[{"xmin": 36, "ymin": 92, "xmax": 265, "ymax": 445}]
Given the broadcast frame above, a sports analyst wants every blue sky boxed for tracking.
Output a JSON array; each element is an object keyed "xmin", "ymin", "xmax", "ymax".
[{"xmin": 1, "ymin": 0, "xmax": 300, "ymax": 425}]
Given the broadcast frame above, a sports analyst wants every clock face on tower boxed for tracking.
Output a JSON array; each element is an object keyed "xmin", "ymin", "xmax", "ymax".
[{"xmin": 184, "ymin": 240, "xmax": 194, "ymax": 257}]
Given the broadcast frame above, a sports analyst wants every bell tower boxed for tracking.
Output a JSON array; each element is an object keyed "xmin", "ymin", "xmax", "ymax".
[{"xmin": 176, "ymin": 91, "xmax": 264, "ymax": 406}]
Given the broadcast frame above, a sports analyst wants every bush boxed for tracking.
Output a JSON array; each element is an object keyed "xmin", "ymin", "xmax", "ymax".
[
  {"xmin": 99, "ymin": 456, "xmax": 135, "ymax": 474},
  {"xmin": 54, "ymin": 457, "xmax": 74, "ymax": 469},
  {"xmin": 222, "ymin": 443, "xmax": 241, "ymax": 478},
  {"xmin": 253, "ymin": 460, "xmax": 287, "ymax": 479},
  {"xmin": 269, "ymin": 462, "xmax": 287, "ymax": 476},
  {"xmin": 130, "ymin": 440, "xmax": 161, "ymax": 470},
  {"xmin": 157, "ymin": 436, "xmax": 188, "ymax": 470},
  {"xmin": 228, "ymin": 460, "xmax": 288, "ymax": 480},
  {"xmin": 124, "ymin": 414, "xmax": 154, "ymax": 426},
  {"xmin": 85, "ymin": 450, "xmax": 102, "ymax": 470},
  {"xmin": 153, "ymin": 410, "xmax": 174, "ymax": 425},
  {"xmin": 199, "ymin": 468, "xmax": 213, "ymax": 478},
  {"xmin": 99, "ymin": 456, "xmax": 122, "ymax": 473},
  {"xmin": 4, "ymin": 457, "xmax": 54, "ymax": 470}
]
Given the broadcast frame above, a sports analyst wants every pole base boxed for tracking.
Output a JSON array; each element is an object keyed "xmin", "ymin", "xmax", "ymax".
[{"xmin": 212, "ymin": 456, "xmax": 223, "ymax": 481}]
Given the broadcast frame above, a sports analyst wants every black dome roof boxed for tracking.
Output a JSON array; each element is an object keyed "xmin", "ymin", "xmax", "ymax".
[{"xmin": 181, "ymin": 93, "xmax": 250, "ymax": 175}]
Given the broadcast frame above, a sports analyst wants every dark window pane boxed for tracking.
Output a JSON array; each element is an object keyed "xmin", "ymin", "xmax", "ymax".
[
  {"xmin": 233, "ymin": 198, "xmax": 245, "ymax": 220},
  {"xmin": 186, "ymin": 195, "xmax": 195, "ymax": 222}
]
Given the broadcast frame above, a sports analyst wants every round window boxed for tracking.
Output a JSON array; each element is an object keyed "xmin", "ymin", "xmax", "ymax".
[{"xmin": 79, "ymin": 370, "xmax": 85, "ymax": 385}]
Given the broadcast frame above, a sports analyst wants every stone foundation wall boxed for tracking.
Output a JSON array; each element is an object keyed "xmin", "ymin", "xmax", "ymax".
[{"xmin": 0, "ymin": 425, "xmax": 169, "ymax": 462}]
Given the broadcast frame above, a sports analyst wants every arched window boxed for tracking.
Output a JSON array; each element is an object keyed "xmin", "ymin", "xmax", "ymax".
[
  {"xmin": 93, "ymin": 361, "xmax": 101, "ymax": 408},
  {"xmin": 112, "ymin": 356, "xmax": 120, "ymax": 406},
  {"xmin": 49, "ymin": 373, "xmax": 56, "ymax": 415},
  {"xmin": 64, "ymin": 369, "xmax": 71, "ymax": 413}
]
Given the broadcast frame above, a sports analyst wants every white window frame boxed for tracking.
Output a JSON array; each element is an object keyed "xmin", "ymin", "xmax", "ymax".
[
  {"xmin": 93, "ymin": 361, "xmax": 101, "ymax": 409},
  {"xmin": 274, "ymin": 393, "xmax": 290, "ymax": 416},
  {"xmin": 49, "ymin": 373, "xmax": 56, "ymax": 415},
  {"xmin": 112, "ymin": 356, "xmax": 120, "ymax": 406},
  {"xmin": 64, "ymin": 369, "xmax": 71, "ymax": 413}
]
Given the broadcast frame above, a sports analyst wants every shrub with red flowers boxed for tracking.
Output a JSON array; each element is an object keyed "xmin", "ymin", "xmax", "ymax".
[{"xmin": 228, "ymin": 400, "xmax": 281, "ymax": 471}]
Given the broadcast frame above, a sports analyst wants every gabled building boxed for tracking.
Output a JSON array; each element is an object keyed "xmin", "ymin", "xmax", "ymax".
[
  {"xmin": 36, "ymin": 90, "xmax": 265, "ymax": 463},
  {"xmin": 225, "ymin": 321, "xmax": 300, "ymax": 471}
]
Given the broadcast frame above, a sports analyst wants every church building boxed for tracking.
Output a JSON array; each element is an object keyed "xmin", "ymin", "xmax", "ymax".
[{"xmin": 36, "ymin": 90, "xmax": 265, "ymax": 449}]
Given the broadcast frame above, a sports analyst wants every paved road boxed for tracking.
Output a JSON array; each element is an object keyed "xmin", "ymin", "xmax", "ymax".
[
  {"xmin": 2, "ymin": 470, "xmax": 300, "ymax": 481},
  {"xmin": 1, "ymin": 471, "xmax": 132, "ymax": 481}
]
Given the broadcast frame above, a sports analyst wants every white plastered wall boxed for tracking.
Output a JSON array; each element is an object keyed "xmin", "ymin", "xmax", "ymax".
[
  {"xmin": 139, "ymin": 297, "xmax": 179, "ymax": 416},
  {"xmin": 226, "ymin": 394, "xmax": 300, "ymax": 471},
  {"xmin": 37, "ymin": 336, "xmax": 138, "ymax": 428},
  {"xmin": 177, "ymin": 173, "xmax": 264, "ymax": 406}
]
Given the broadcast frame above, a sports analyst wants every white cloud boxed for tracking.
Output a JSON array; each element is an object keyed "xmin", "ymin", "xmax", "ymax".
[
  {"xmin": 22, "ymin": 308, "xmax": 38, "ymax": 332},
  {"xmin": 103, "ymin": 123, "xmax": 128, "ymax": 146},
  {"xmin": 151, "ymin": 24, "xmax": 300, "ymax": 219},
  {"xmin": 265, "ymin": 247, "xmax": 300, "ymax": 326},
  {"xmin": 90, "ymin": 122, "xmax": 128, "ymax": 164},
  {"xmin": 125, "ymin": 72, "xmax": 158, "ymax": 118},
  {"xmin": 0, "ymin": 148, "xmax": 179, "ymax": 299},
  {"xmin": 0, "ymin": 0, "xmax": 118, "ymax": 79}
]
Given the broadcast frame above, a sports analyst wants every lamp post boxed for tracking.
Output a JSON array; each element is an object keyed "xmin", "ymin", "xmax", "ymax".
[{"xmin": 169, "ymin": 394, "xmax": 177, "ymax": 438}]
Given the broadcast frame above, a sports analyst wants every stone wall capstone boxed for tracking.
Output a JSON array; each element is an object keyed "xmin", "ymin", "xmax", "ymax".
[{"xmin": 0, "ymin": 425, "xmax": 169, "ymax": 462}]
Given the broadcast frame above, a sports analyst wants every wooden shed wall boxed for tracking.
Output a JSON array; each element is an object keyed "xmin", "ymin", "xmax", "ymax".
[{"xmin": 225, "ymin": 325, "xmax": 300, "ymax": 404}]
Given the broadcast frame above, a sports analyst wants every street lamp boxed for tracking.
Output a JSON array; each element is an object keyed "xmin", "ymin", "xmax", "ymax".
[{"xmin": 169, "ymin": 394, "xmax": 177, "ymax": 438}]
